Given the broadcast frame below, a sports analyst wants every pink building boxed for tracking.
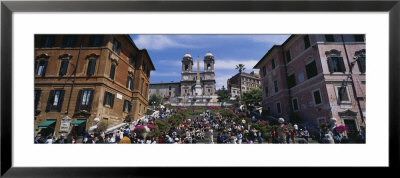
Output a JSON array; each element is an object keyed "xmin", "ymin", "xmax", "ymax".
[{"xmin": 254, "ymin": 34, "xmax": 366, "ymax": 138}]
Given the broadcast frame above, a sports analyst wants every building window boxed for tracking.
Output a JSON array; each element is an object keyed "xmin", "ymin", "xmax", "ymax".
[
  {"xmin": 123, "ymin": 100, "xmax": 132, "ymax": 112},
  {"xmin": 287, "ymin": 73, "xmax": 296, "ymax": 88},
  {"xmin": 354, "ymin": 35, "xmax": 365, "ymax": 42},
  {"xmin": 139, "ymin": 103, "xmax": 142, "ymax": 113},
  {"xmin": 59, "ymin": 60, "xmax": 69, "ymax": 76},
  {"xmin": 208, "ymin": 89, "xmax": 211, "ymax": 93},
  {"xmin": 169, "ymin": 92, "xmax": 171, "ymax": 96},
  {"xmin": 35, "ymin": 60, "xmax": 48, "ymax": 76},
  {"xmin": 112, "ymin": 39, "xmax": 121, "ymax": 55},
  {"xmin": 271, "ymin": 59, "xmax": 275, "ymax": 69},
  {"xmin": 335, "ymin": 86, "xmax": 351, "ymax": 103},
  {"xmin": 207, "ymin": 63, "xmax": 211, "ymax": 70},
  {"xmin": 34, "ymin": 89, "xmax": 42, "ymax": 110},
  {"xmin": 312, "ymin": 89, "xmax": 322, "ymax": 106},
  {"xmin": 46, "ymin": 90, "xmax": 65, "ymax": 112},
  {"xmin": 264, "ymin": 87, "xmax": 268, "ymax": 97},
  {"xmin": 304, "ymin": 35, "xmax": 310, "ymax": 49},
  {"xmin": 357, "ymin": 56, "xmax": 366, "ymax": 73},
  {"xmin": 169, "ymin": 86, "xmax": 171, "ymax": 90},
  {"xmin": 274, "ymin": 80, "xmax": 278, "ymax": 93},
  {"xmin": 262, "ymin": 66, "xmax": 266, "ymax": 77},
  {"xmin": 76, "ymin": 89, "xmax": 94, "ymax": 111},
  {"xmin": 292, "ymin": 98, "xmax": 299, "ymax": 111},
  {"xmin": 325, "ymin": 35, "xmax": 335, "ymax": 42},
  {"xmin": 62, "ymin": 35, "xmax": 76, "ymax": 48},
  {"xmin": 89, "ymin": 35, "xmax": 103, "ymax": 47},
  {"xmin": 87, "ymin": 59, "xmax": 96, "ymax": 76},
  {"xmin": 286, "ymin": 51, "xmax": 291, "ymax": 63},
  {"xmin": 40, "ymin": 35, "xmax": 55, "ymax": 48},
  {"xmin": 305, "ymin": 60, "xmax": 318, "ymax": 79},
  {"xmin": 103, "ymin": 91, "xmax": 114, "ymax": 108},
  {"xmin": 129, "ymin": 54, "xmax": 136, "ymax": 67},
  {"xmin": 109, "ymin": 64, "xmax": 116, "ymax": 80},
  {"xmin": 126, "ymin": 76, "xmax": 134, "ymax": 90},
  {"xmin": 276, "ymin": 102, "xmax": 281, "ymax": 114},
  {"xmin": 327, "ymin": 57, "xmax": 346, "ymax": 73}
]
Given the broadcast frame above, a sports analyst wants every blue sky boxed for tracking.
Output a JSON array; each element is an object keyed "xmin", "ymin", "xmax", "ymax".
[{"xmin": 130, "ymin": 35, "xmax": 290, "ymax": 89}]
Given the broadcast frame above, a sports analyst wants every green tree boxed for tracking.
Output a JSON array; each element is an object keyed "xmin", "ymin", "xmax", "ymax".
[
  {"xmin": 149, "ymin": 94, "xmax": 163, "ymax": 106},
  {"xmin": 217, "ymin": 85, "xmax": 231, "ymax": 103},
  {"xmin": 241, "ymin": 88, "xmax": 262, "ymax": 112},
  {"xmin": 235, "ymin": 64, "xmax": 246, "ymax": 73}
]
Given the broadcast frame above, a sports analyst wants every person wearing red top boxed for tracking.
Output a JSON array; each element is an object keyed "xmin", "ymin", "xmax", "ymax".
[
  {"xmin": 290, "ymin": 130, "xmax": 296, "ymax": 143},
  {"xmin": 272, "ymin": 130, "xmax": 277, "ymax": 143}
]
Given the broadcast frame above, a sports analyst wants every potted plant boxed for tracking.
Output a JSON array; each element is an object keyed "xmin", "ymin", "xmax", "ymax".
[{"xmin": 93, "ymin": 122, "xmax": 107, "ymax": 137}]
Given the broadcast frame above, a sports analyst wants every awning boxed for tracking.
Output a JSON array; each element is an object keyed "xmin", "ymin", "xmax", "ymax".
[
  {"xmin": 70, "ymin": 120, "xmax": 86, "ymax": 126},
  {"xmin": 38, "ymin": 120, "xmax": 56, "ymax": 128}
]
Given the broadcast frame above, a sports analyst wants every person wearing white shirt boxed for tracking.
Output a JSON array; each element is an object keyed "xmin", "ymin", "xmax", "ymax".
[
  {"xmin": 209, "ymin": 129, "xmax": 214, "ymax": 144},
  {"xmin": 237, "ymin": 133, "xmax": 243, "ymax": 144},
  {"xmin": 294, "ymin": 124, "xmax": 299, "ymax": 135},
  {"xmin": 45, "ymin": 136, "xmax": 53, "ymax": 144}
]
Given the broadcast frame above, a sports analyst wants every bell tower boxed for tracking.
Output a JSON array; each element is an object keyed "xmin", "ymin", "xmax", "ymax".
[
  {"xmin": 182, "ymin": 53, "xmax": 193, "ymax": 73},
  {"xmin": 204, "ymin": 51, "xmax": 214, "ymax": 72}
]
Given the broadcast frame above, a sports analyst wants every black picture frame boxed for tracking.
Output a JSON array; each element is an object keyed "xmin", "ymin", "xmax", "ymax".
[{"xmin": 1, "ymin": 0, "xmax": 399, "ymax": 177}]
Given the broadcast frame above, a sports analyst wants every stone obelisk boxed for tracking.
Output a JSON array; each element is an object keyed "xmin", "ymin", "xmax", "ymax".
[{"xmin": 194, "ymin": 56, "xmax": 203, "ymax": 96}]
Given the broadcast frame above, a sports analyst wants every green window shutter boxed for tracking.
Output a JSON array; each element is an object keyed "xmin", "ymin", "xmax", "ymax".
[
  {"xmin": 57, "ymin": 90, "xmax": 66, "ymax": 112},
  {"xmin": 110, "ymin": 94, "xmax": 114, "ymax": 108},
  {"xmin": 46, "ymin": 90, "xmax": 55, "ymax": 112},
  {"xmin": 75, "ymin": 90, "xmax": 83, "ymax": 111}
]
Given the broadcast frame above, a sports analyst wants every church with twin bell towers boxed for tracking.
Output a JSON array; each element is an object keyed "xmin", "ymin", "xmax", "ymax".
[{"xmin": 180, "ymin": 51, "xmax": 216, "ymax": 96}]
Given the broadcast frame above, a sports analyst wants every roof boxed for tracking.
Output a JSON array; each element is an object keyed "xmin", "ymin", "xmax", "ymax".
[
  {"xmin": 125, "ymin": 35, "xmax": 156, "ymax": 71},
  {"xmin": 253, "ymin": 35, "xmax": 294, "ymax": 69},
  {"xmin": 229, "ymin": 72, "xmax": 261, "ymax": 80}
]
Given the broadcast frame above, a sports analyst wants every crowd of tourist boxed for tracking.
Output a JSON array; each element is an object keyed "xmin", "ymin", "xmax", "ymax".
[{"xmin": 34, "ymin": 106, "xmax": 365, "ymax": 144}]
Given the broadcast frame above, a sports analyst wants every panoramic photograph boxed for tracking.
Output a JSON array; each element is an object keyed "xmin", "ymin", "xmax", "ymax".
[{"xmin": 33, "ymin": 34, "xmax": 366, "ymax": 144}]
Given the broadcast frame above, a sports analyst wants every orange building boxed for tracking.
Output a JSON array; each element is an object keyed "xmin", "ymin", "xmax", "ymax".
[{"xmin": 34, "ymin": 35, "xmax": 155, "ymax": 138}]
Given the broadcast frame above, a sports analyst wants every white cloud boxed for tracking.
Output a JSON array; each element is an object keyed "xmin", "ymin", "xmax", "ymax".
[
  {"xmin": 214, "ymin": 72, "xmax": 235, "ymax": 89},
  {"xmin": 135, "ymin": 35, "xmax": 195, "ymax": 50}
]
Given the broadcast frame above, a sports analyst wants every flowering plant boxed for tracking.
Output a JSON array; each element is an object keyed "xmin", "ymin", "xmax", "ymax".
[
  {"xmin": 334, "ymin": 125, "xmax": 348, "ymax": 133},
  {"xmin": 206, "ymin": 106, "xmax": 220, "ymax": 110},
  {"xmin": 147, "ymin": 124, "xmax": 154, "ymax": 130},
  {"xmin": 93, "ymin": 122, "xmax": 107, "ymax": 133},
  {"xmin": 134, "ymin": 125, "xmax": 146, "ymax": 134},
  {"xmin": 256, "ymin": 120, "xmax": 268, "ymax": 127}
]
